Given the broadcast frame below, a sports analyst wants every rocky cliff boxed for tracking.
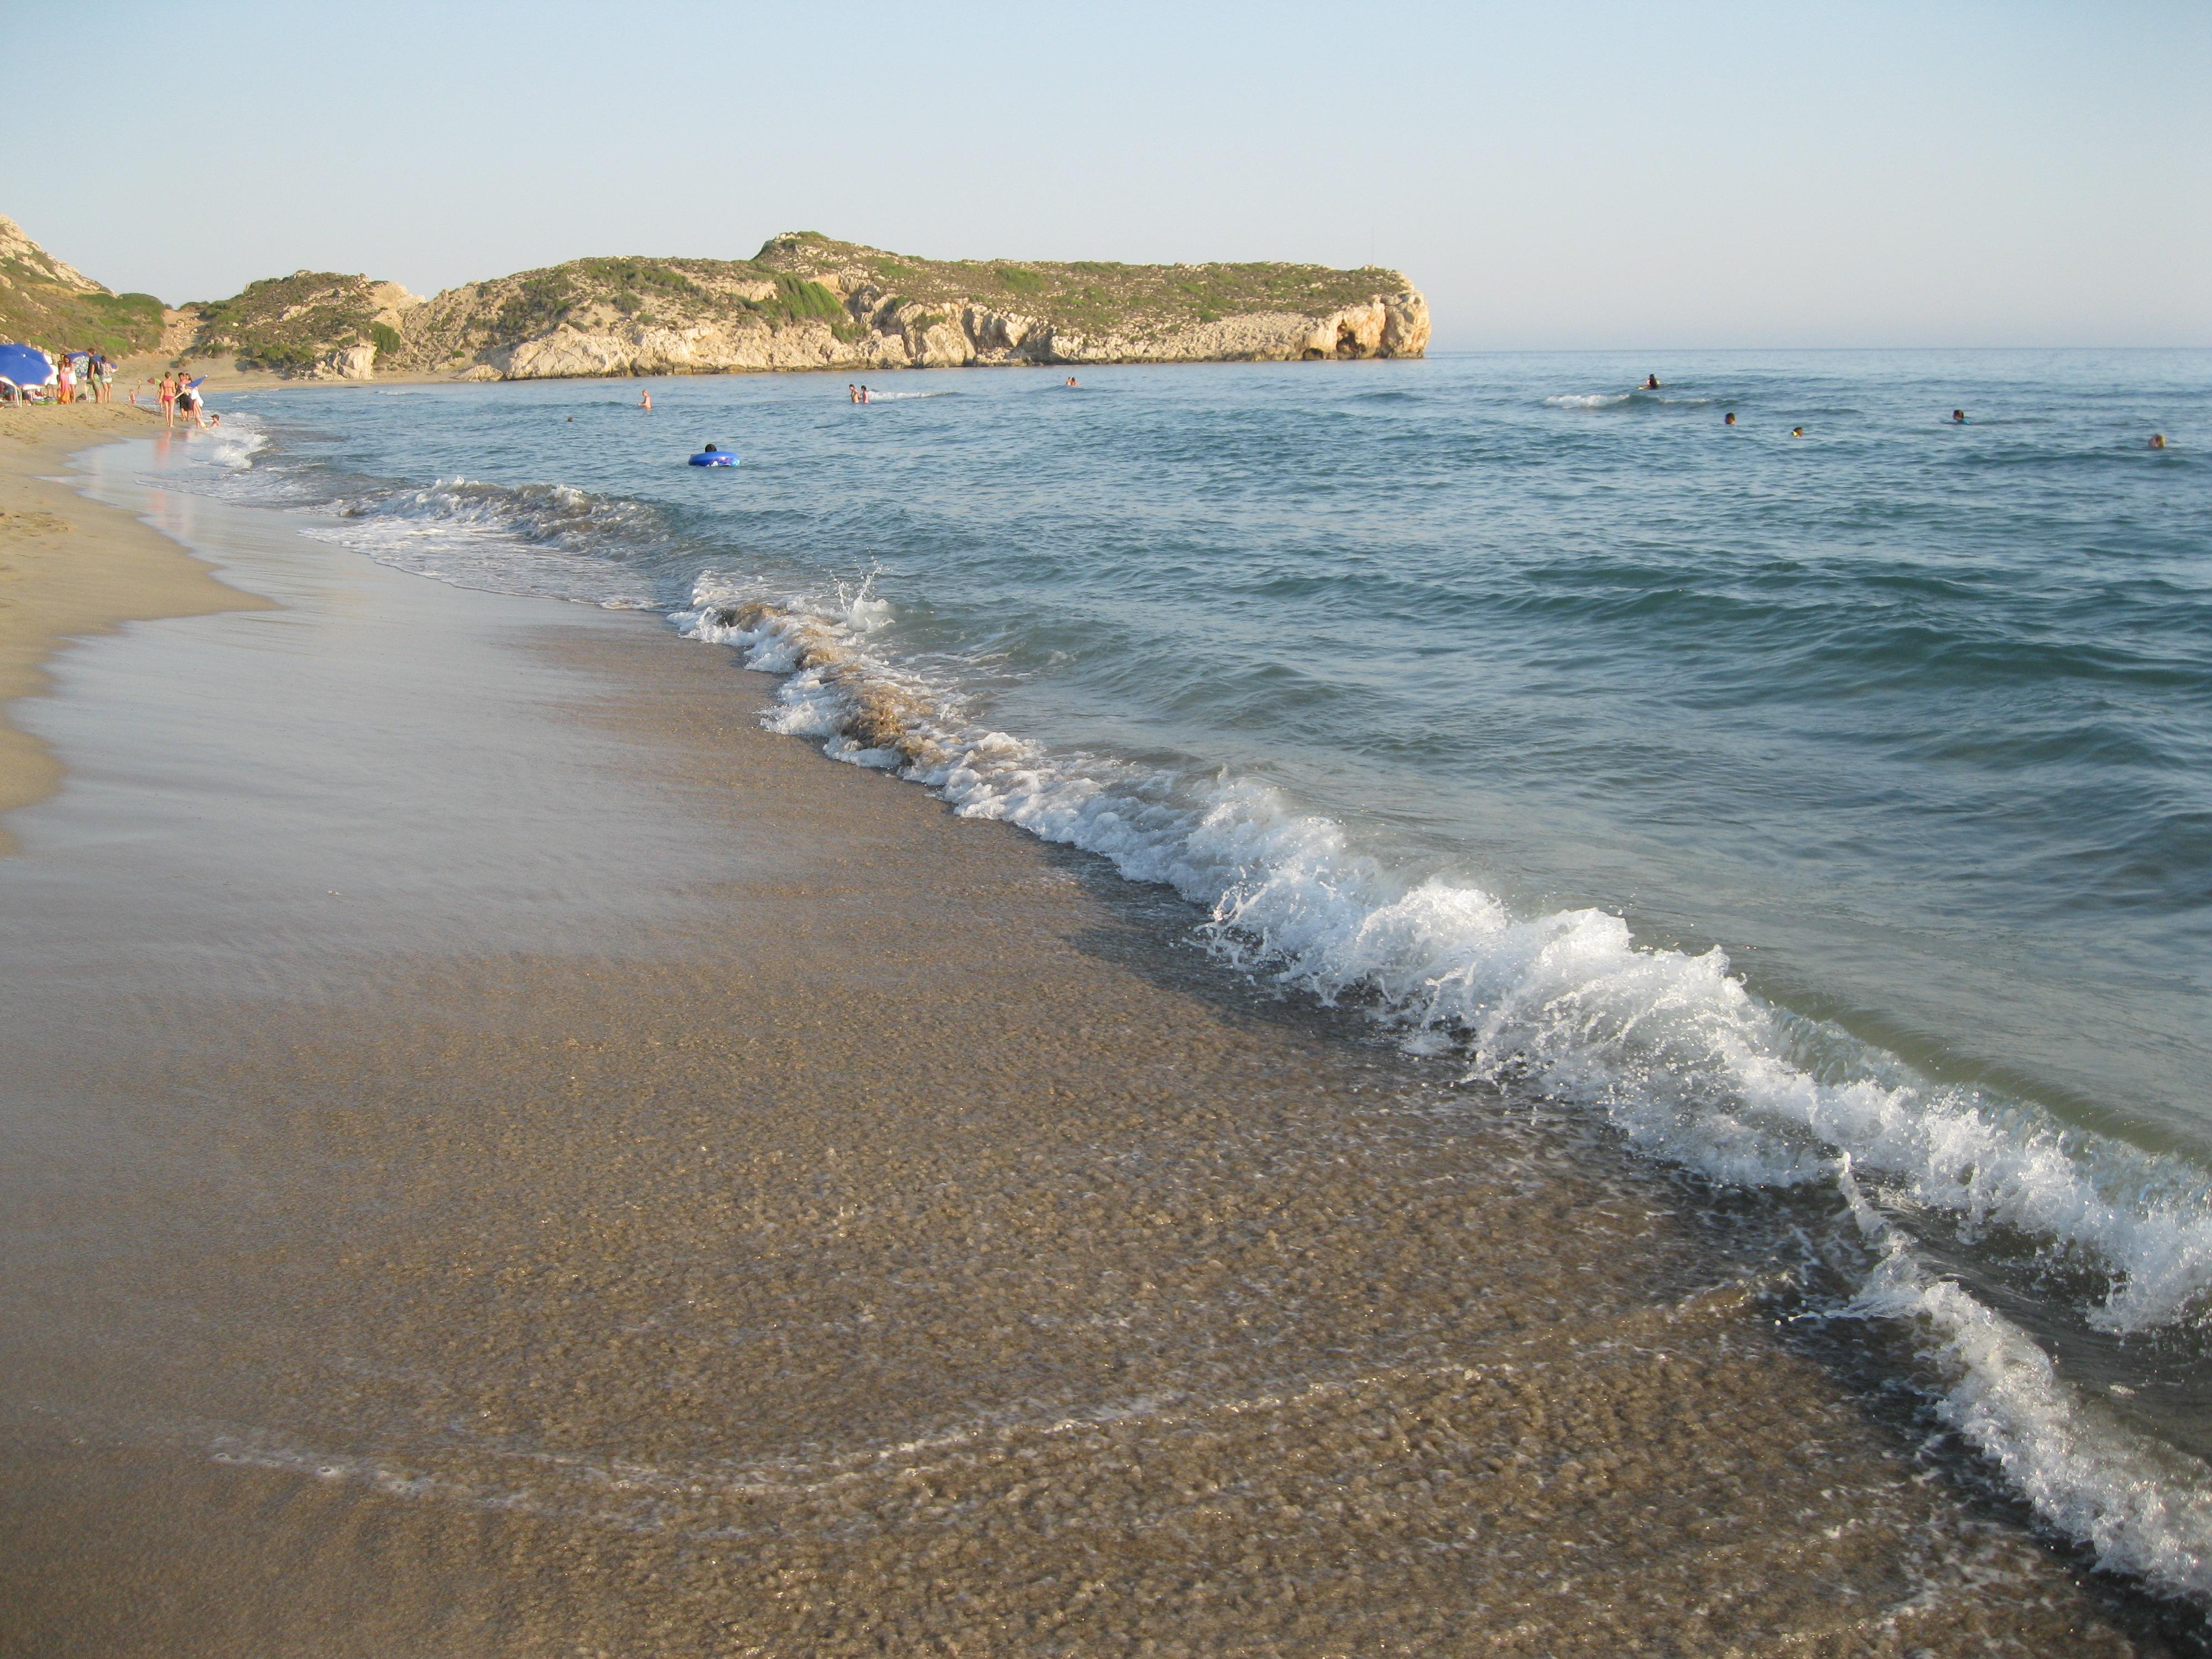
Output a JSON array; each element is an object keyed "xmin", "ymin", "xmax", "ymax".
[
  {"xmin": 186, "ymin": 270, "xmax": 422, "ymax": 379},
  {"xmin": 0, "ymin": 215, "xmax": 166, "ymax": 358},
  {"xmin": 211, "ymin": 233, "xmax": 1429, "ymax": 381}
]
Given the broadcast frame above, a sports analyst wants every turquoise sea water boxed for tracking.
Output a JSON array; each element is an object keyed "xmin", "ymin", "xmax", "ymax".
[{"xmin": 182, "ymin": 349, "xmax": 2208, "ymax": 1600}]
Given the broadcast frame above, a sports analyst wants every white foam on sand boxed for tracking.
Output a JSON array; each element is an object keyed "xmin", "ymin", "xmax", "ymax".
[{"xmin": 672, "ymin": 567, "xmax": 2212, "ymax": 1605}]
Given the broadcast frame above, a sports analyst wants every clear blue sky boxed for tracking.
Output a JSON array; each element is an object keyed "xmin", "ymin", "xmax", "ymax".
[{"xmin": 5, "ymin": 0, "xmax": 2206, "ymax": 348}]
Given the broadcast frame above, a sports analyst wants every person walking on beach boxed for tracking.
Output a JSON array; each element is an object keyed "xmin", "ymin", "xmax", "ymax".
[{"xmin": 158, "ymin": 372, "xmax": 175, "ymax": 429}]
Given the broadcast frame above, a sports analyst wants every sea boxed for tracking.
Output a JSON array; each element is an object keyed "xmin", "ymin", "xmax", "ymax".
[{"xmin": 173, "ymin": 348, "xmax": 2209, "ymax": 1605}]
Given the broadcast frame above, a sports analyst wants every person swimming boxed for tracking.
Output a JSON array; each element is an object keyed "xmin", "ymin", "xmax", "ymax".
[
  {"xmin": 1645, "ymin": 374, "xmax": 1661, "ymax": 390},
  {"xmin": 1790, "ymin": 426, "xmax": 1805, "ymax": 437},
  {"xmin": 1724, "ymin": 412, "xmax": 1736, "ymax": 426},
  {"xmin": 1952, "ymin": 409, "xmax": 1966, "ymax": 424},
  {"xmin": 702, "ymin": 442, "xmax": 719, "ymax": 452},
  {"xmin": 2150, "ymin": 433, "xmax": 2167, "ymax": 450},
  {"xmin": 1066, "ymin": 376, "xmax": 1079, "ymax": 388}
]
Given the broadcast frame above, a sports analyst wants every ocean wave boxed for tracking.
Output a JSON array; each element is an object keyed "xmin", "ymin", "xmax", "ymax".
[
  {"xmin": 301, "ymin": 476, "xmax": 669, "ymax": 606},
  {"xmin": 1544, "ymin": 393, "xmax": 1632, "ymax": 409},
  {"xmin": 1841, "ymin": 1168, "xmax": 2212, "ymax": 1605},
  {"xmin": 672, "ymin": 566, "xmax": 2212, "ymax": 1603}
]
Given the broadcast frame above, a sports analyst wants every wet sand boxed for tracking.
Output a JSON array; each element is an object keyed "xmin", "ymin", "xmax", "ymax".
[
  {"xmin": 0, "ymin": 404, "xmax": 263, "ymax": 847},
  {"xmin": 0, "ymin": 444, "xmax": 2191, "ymax": 1656}
]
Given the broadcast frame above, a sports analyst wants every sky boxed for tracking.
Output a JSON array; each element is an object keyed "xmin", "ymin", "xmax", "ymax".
[{"xmin": 4, "ymin": 0, "xmax": 2207, "ymax": 349}]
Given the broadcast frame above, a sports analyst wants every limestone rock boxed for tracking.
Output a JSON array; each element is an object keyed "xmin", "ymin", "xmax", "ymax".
[{"xmin": 317, "ymin": 343, "xmax": 377, "ymax": 380}]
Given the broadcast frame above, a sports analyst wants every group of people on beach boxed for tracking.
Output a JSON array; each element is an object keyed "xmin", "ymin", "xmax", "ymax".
[
  {"xmin": 4, "ymin": 349, "xmax": 118, "ymax": 405},
  {"xmin": 155, "ymin": 371, "xmax": 212, "ymax": 430},
  {"xmin": 55, "ymin": 351, "xmax": 117, "ymax": 404}
]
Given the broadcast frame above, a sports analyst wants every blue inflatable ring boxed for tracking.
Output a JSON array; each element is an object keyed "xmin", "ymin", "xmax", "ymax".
[{"xmin": 689, "ymin": 449, "xmax": 738, "ymax": 467}]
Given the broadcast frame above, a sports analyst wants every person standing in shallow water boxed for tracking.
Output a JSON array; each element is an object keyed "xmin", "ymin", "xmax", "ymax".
[{"xmin": 639, "ymin": 389, "xmax": 652, "ymax": 410}]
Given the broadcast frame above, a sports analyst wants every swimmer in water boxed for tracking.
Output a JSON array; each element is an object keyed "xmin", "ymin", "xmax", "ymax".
[
  {"xmin": 1724, "ymin": 412, "xmax": 1736, "ymax": 426},
  {"xmin": 1645, "ymin": 374, "xmax": 1661, "ymax": 390},
  {"xmin": 1790, "ymin": 426, "xmax": 1805, "ymax": 438},
  {"xmin": 701, "ymin": 442, "xmax": 719, "ymax": 453},
  {"xmin": 847, "ymin": 384, "xmax": 858, "ymax": 404},
  {"xmin": 1066, "ymin": 376, "xmax": 1078, "ymax": 388},
  {"xmin": 2150, "ymin": 433, "xmax": 2167, "ymax": 450},
  {"xmin": 640, "ymin": 390, "xmax": 652, "ymax": 410},
  {"xmin": 1952, "ymin": 409, "xmax": 1966, "ymax": 424}
]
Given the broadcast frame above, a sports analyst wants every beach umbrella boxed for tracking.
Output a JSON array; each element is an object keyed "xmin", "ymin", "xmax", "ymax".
[{"xmin": 0, "ymin": 343, "xmax": 56, "ymax": 387}]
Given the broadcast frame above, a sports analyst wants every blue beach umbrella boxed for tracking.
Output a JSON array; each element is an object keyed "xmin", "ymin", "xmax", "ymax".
[{"xmin": 0, "ymin": 343, "xmax": 56, "ymax": 387}]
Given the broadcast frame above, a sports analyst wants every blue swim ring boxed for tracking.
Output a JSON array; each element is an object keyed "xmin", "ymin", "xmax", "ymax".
[{"xmin": 689, "ymin": 447, "xmax": 738, "ymax": 467}]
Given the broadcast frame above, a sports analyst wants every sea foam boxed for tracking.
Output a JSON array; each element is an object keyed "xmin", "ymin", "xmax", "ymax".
[{"xmin": 672, "ymin": 567, "xmax": 2212, "ymax": 1605}]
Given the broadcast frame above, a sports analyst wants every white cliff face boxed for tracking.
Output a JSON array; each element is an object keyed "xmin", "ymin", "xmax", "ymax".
[
  {"xmin": 484, "ymin": 283, "xmax": 1430, "ymax": 380},
  {"xmin": 315, "ymin": 343, "xmax": 377, "ymax": 381}
]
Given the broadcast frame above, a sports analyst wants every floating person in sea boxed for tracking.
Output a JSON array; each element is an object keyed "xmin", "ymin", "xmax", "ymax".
[
  {"xmin": 1645, "ymin": 374, "xmax": 1661, "ymax": 390},
  {"xmin": 1724, "ymin": 411, "xmax": 1736, "ymax": 426},
  {"xmin": 1066, "ymin": 376, "xmax": 1079, "ymax": 388},
  {"xmin": 2150, "ymin": 433, "xmax": 2167, "ymax": 450},
  {"xmin": 688, "ymin": 442, "xmax": 738, "ymax": 467},
  {"xmin": 1952, "ymin": 409, "xmax": 1966, "ymax": 424},
  {"xmin": 1790, "ymin": 425, "xmax": 1806, "ymax": 438}
]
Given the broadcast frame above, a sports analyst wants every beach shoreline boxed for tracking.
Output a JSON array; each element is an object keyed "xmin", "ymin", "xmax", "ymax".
[
  {"xmin": 0, "ymin": 434, "xmax": 2197, "ymax": 1655},
  {"xmin": 0, "ymin": 404, "xmax": 266, "ymax": 851}
]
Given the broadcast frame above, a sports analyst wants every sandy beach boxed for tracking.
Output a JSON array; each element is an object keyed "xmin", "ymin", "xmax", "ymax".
[
  {"xmin": 0, "ymin": 405, "xmax": 263, "ymax": 847},
  {"xmin": 0, "ymin": 432, "xmax": 2196, "ymax": 1657}
]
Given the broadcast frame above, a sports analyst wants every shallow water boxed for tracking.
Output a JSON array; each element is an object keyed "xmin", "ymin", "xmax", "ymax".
[{"xmin": 181, "ymin": 349, "xmax": 2211, "ymax": 1605}]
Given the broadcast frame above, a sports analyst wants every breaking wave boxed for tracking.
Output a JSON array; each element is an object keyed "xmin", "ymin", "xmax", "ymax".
[
  {"xmin": 674, "ymin": 569, "xmax": 2212, "ymax": 1606},
  {"xmin": 301, "ymin": 476, "xmax": 670, "ymax": 607}
]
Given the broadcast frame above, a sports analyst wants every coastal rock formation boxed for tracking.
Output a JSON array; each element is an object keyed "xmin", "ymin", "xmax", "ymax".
[
  {"xmin": 317, "ymin": 343, "xmax": 378, "ymax": 381},
  {"xmin": 0, "ymin": 214, "xmax": 166, "ymax": 358},
  {"xmin": 185, "ymin": 233, "xmax": 1430, "ymax": 382},
  {"xmin": 187, "ymin": 270, "xmax": 420, "ymax": 378}
]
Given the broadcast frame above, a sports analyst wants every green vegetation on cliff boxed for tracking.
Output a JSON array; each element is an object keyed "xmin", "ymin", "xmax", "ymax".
[
  {"xmin": 187, "ymin": 272, "xmax": 402, "ymax": 374},
  {"xmin": 0, "ymin": 215, "xmax": 164, "ymax": 357},
  {"xmin": 758, "ymin": 231, "xmax": 1410, "ymax": 338}
]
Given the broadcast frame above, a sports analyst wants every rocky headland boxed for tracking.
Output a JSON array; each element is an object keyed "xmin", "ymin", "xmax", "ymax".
[{"xmin": 2, "ymin": 217, "xmax": 1430, "ymax": 383}]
